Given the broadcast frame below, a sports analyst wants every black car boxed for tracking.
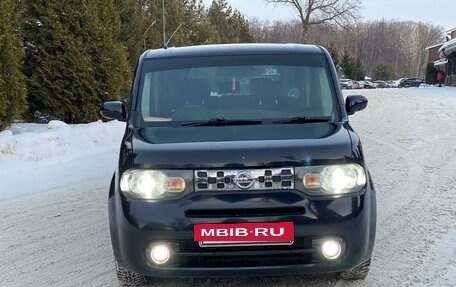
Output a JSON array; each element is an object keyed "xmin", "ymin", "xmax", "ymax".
[
  {"xmin": 398, "ymin": 77, "xmax": 423, "ymax": 88},
  {"xmin": 101, "ymin": 44, "xmax": 377, "ymax": 286}
]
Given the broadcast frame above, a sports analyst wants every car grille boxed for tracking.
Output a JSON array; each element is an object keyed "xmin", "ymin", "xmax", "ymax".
[
  {"xmin": 194, "ymin": 167, "xmax": 294, "ymax": 191},
  {"xmin": 171, "ymin": 237, "xmax": 319, "ymax": 268},
  {"xmin": 185, "ymin": 207, "xmax": 305, "ymax": 218}
]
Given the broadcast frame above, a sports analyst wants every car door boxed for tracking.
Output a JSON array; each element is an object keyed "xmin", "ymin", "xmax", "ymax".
[{"xmin": 407, "ymin": 79, "xmax": 413, "ymax": 87}]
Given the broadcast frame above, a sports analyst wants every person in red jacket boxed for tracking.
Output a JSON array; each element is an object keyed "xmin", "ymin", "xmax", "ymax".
[{"xmin": 437, "ymin": 70, "xmax": 445, "ymax": 87}]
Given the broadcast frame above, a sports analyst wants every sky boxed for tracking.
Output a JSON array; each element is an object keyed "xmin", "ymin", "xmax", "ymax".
[{"xmin": 202, "ymin": 0, "xmax": 454, "ymax": 31}]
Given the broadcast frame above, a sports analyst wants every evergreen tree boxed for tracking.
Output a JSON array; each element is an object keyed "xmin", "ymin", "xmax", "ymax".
[
  {"xmin": 327, "ymin": 44, "xmax": 339, "ymax": 67},
  {"xmin": 115, "ymin": 0, "xmax": 219, "ymax": 68},
  {"xmin": 154, "ymin": 0, "xmax": 187, "ymax": 47},
  {"xmin": 340, "ymin": 49, "xmax": 365, "ymax": 80},
  {"xmin": 326, "ymin": 44, "xmax": 341, "ymax": 75},
  {"xmin": 230, "ymin": 10, "xmax": 254, "ymax": 43},
  {"xmin": 83, "ymin": 0, "xmax": 131, "ymax": 106},
  {"xmin": 340, "ymin": 49, "xmax": 355, "ymax": 79},
  {"xmin": 0, "ymin": 0, "xmax": 27, "ymax": 130},
  {"xmin": 353, "ymin": 58, "xmax": 365, "ymax": 81},
  {"xmin": 119, "ymin": 0, "xmax": 187, "ymax": 50},
  {"xmin": 116, "ymin": 0, "xmax": 253, "ymax": 70},
  {"xmin": 208, "ymin": 0, "xmax": 253, "ymax": 43},
  {"xmin": 182, "ymin": 0, "xmax": 218, "ymax": 45},
  {"xmin": 207, "ymin": 0, "xmax": 232, "ymax": 43},
  {"xmin": 115, "ymin": 0, "xmax": 148, "ymax": 67},
  {"xmin": 373, "ymin": 63, "xmax": 395, "ymax": 80},
  {"xmin": 425, "ymin": 63, "xmax": 438, "ymax": 85},
  {"xmin": 22, "ymin": 0, "xmax": 130, "ymax": 123}
]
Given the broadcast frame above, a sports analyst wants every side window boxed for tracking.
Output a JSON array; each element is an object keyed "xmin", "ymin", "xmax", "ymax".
[
  {"xmin": 318, "ymin": 67, "xmax": 333, "ymax": 116},
  {"xmin": 279, "ymin": 66, "xmax": 333, "ymax": 117},
  {"xmin": 141, "ymin": 72, "xmax": 176, "ymax": 122},
  {"xmin": 141, "ymin": 73, "xmax": 152, "ymax": 117}
]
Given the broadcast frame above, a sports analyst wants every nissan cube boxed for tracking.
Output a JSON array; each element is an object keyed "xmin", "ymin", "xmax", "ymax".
[{"xmin": 101, "ymin": 44, "xmax": 376, "ymax": 286}]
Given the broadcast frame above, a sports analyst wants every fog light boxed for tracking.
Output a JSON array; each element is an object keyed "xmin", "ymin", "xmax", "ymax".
[
  {"xmin": 321, "ymin": 240, "xmax": 342, "ymax": 260},
  {"xmin": 149, "ymin": 244, "xmax": 170, "ymax": 265}
]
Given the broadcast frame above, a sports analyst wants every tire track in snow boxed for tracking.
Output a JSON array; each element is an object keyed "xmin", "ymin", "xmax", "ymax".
[
  {"xmin": 0, "ymin": 176, "xmax": 118, "ymax": 287},
  {"xmin": 349, "ymin": 89, "xmax": 456, "ymax": 286}
]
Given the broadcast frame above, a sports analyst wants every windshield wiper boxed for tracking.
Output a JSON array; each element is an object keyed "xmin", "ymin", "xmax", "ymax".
[
  {"xmin": 273, "ymin": 116, "xmax": 331, "ymax": 125},
  {"xmin": 181, "ymin": 118, "xmax": 263, "ymax": 127}
]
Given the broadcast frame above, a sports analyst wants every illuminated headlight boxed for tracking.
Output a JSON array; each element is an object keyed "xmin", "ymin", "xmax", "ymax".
[
  {"xmin": 120, "ymin": 170, "xmax": 188, "ymax": 199},
  {"xmin": 297, "ymin": 164, "xmax": 366, "ymax": 195}
]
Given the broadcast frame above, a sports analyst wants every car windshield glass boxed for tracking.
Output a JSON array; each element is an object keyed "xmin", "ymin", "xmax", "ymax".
[{"xmin": 137, "ymin": 54, "xmax": 338, "ymax": 126}]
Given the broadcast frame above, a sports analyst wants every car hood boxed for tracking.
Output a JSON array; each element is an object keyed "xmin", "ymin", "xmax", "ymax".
[{"xmin": 130, "ymin": 123, "xmax": 354, "ymax": 169}]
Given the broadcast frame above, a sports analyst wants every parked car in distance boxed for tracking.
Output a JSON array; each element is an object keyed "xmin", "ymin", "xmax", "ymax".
[
  {"xmin": 356, "ymin": 81, "xmax": 365, "ymax": 89},
  {"xmin": 392, "ymin": 78, "xmax": 405, "ymax": 88},
  {"xmin": 398, "ymin": 78, "xmax": 424, "ymax": 88},
  {"xmin": 351, "ymin": 81, "xmax": 360, "ymax": 89},
  {"xmin": 386, "ymin": 81, "xmax": 394, "ymax": 88},
  {"xmin": 340, "ymin": 79, "xmax": 354, "ymax": 89},
  {"xmin": 374, "ymin": 80, "xmax": 387, "ymax": 89},
  {"xmin": 362, "ymin": 81, "xmax": 376, "ymax": 89},
  {"xmin": 101, "ymin": 43, "xmax": 377, "ymax": 286}
]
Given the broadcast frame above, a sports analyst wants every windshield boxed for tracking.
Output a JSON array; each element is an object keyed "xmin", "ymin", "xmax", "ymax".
[{"xmin": 137, "ymin": 54, "xmax": 339, "ymax": 126}]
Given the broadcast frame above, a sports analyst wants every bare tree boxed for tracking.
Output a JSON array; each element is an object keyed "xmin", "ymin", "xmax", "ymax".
[
  {"xmin": 249, "ymin": 18, "xmax": 444, "ymax": 78},
  {"xmin": 250, "ymin": 18, "xmax": 303, "ymax": 43},
  {"xmin": 412, "ymin": 22, "xmax": 444, "ymax": 76},
  {"xmin": 265, "ymin": 0, "xmax": 361, "ymax": 43}
]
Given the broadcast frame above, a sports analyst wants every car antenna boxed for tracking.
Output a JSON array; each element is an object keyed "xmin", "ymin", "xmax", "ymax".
[
  {"xmin": 162, "ymin": 0, "xmax": 167, "ymax": 49},
  {"xmin": 142, "ymin": 20, "xmax": 157, "ymax": 51},
  {"xmin": 166, "ymin": 23, "xmax": 183, "ymax": 47}
]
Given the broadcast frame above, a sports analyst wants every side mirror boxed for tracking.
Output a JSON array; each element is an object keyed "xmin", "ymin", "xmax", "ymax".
[
  {"xmin": 345, "ymin": 95, "xmax": 368, "ymax": 115},
  {"xmin": 100, "ymin": 101, "xmax": 127, "ymax": 121}
]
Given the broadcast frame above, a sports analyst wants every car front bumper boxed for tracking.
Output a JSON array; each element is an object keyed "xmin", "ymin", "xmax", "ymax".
[{"xmin": 109, "ymin": 185, "xmax": 376, "ymax": 278}]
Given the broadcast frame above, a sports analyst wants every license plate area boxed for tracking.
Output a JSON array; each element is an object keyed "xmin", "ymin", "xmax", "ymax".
[
  {"xmin": 194, "ymin": 222, "xmax": 294, "ymax": 248},
  {"xmin": 198, "ymin": 241, "xmax": 294, "ymax": 248}
]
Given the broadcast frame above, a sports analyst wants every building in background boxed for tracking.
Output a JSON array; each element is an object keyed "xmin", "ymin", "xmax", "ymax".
[{"xmin": 426, "ymin": 27, "xmax": 456, "ymax": 86}]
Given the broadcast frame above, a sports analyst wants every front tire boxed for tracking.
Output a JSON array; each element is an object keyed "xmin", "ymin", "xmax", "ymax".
[
  {"xmin": 115, "ymin": 261, "xmax": 147, "ymax": 286},
  {"xmin": 340, "ymin": 258, "xmax": 371, "ymax": 280}
]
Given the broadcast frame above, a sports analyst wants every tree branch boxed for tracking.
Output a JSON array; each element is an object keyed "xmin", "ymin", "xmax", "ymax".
[{"xmin": 265, "ymin": 0, "xmax": 361, "ymax": 29}]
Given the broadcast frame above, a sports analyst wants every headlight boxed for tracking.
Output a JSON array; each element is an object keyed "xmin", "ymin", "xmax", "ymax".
[
  {"xmin": 120, "ymin": 170, "xmax": 191, "ymax": 199},
  {"xmin": 296, "ymin": 164, "xmax": 366, "ymax": 195}
]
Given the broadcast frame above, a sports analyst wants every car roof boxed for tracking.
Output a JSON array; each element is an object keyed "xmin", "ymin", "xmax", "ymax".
[{"xmin": 142, "ymin": 43, "xmax": 324, "ymax": 59}]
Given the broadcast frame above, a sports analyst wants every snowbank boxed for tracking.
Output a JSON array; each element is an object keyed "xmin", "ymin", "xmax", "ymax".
[
  {"xmin": 0, "ymin": 120, "xmax": 125, "ymax": 198},
  {"xmin": 0, "ymin": 130, "xmax": 16, "ymax": 155},
  {"xmin": 0, "ymin": 120, "xmax": 125, "ymax": 162}
]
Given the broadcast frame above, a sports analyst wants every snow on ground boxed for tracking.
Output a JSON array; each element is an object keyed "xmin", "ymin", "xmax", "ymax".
[
  {"xmin": 0, "ymin": 87, "xmax": 456, "ymax": 286},
  {"xmin": 0, "ymin": 120, "xmax": 125, "ymax": 199}
]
